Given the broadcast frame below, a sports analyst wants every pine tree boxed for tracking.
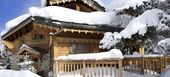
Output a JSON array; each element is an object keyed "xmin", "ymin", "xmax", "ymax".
[{"xmin": 18, "ymin": 54, "xmax": 37, "ymax": 73}]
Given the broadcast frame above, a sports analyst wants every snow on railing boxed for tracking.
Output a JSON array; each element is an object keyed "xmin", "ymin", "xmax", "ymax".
[
  {"xmin": 54, "ymin": 49, "xmax": 123, "ymax": 77},
  {"xmin": 54, "ymin": 59, "xmax": 122, "ymax": 77},
  {"xmin": 123, "ymin": 55, "xmax": 170, "ymax": 74}
]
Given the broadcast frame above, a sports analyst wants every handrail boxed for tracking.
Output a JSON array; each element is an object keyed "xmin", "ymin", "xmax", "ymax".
[{"xmin": 54, "ymin": 59, "xmax": 122, "ymax": 77}]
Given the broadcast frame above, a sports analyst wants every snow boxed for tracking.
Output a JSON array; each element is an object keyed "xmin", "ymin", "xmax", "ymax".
[
  {"xmin": 20, "ymin": 44, "xmax": 31, "ymax": 49},
  {"xmin": 18, "ymin": 61, "xmax": 34, "ymax": 65},
  {"xmin": 158, "ymin": 38, "xmax": 170, "ymax": 50},
  {"xmin": 1, "ymin": 14, "xmax": 30, "ymax": 36},
  {"xmin": 99, "ymin": 32, "xmax": 122, "ymax": 50},
  {"xmin": 40, "ymin": 0, "xmax": 46, "ymax": 7},
  {"xmin": 119, "ymin": 9, "xmax": 167, "ymax": 39},
  {"xmin": 29, "ymin": 6, "xmax": 131, "ymax": 27},
  {"xmin": 100, "ymin": 9, "xmax": 170, "ymax": 49},
  {"xmin": 93, "ymin": 0, "xmax": 105, "ymax": 7},
  {"xmin": 0, "ymin": 70, "xmax": 40, "ymax": 77},
  {"xmin": 106, "ymin": 0, "xmax": 148, "ymax": 11},
  {"xmin": 105, "ymin": 0, "xmax": 166, "ymax": 11},
  {"xmin": 160, "ymin": 68, "xmax": 170, "ymax": 77},
  {"xmin": 57, "ymin": 67, "xmax": 158, "ymax": 77},
  {"xmin": 2, "ymin": 6, "xmax": 132, "ymax": 37},
  {"xmin": 55, "ymin": 49, "xmax": 124, "ymax": 60},
  {"xmin": 157, "ymin": 38, "xmax": 170, "ymax": 55},
  {"xmin": 0, "ymin": 38, "xmax": 5, "ymax": 54}
]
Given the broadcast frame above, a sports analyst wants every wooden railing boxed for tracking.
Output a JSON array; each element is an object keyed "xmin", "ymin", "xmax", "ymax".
[
  {"xmin": 123, "ymin": 55, "xmax": 170, "ymax": 74},
  {"xmin": 53, "ymin": 59, "xmax": 123, "ymax": 77}
]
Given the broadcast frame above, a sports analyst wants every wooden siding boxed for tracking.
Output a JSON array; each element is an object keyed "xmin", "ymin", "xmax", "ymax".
[{"xmin": 52, "ymin": 37, "xmax": 100, "ymax": 58}]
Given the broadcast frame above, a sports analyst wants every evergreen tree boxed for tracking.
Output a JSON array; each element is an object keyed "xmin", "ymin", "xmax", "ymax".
[{"xmin": 18, "ymin": 55, "xmax": 37, "ymax": 73}]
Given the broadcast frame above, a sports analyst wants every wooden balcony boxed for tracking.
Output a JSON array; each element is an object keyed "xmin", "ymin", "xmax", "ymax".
[
  {"xmin": 54, "ymin": 59, "xmax": 123, "ymax": 77},
  {"xmin": 123, "ymin": 55, "xmax": 170, "ymax": 74}
]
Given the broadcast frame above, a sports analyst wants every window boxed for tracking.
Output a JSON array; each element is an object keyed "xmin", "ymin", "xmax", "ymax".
[
  {"xmin": 70, "ymin": 43, "xmax": 88, "ymax": 54},
  {"xmin": 33, "ymin": 34, "xmax": 45, "ymax": 40},
  {"xmin": 69, "ymin": 43, "xmax": 99, "ymax": 54}
]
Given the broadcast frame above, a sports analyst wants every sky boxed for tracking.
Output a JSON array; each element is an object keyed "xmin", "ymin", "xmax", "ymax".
[
  {"xmin": 0, "ymin": 0, "xmax": 112, "ymax": 33},
  {"xmin": 0, "ymin": 0, "xmax": 41, "ymax": 32}
]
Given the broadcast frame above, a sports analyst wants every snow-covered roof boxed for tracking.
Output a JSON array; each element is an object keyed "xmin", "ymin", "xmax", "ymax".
[
  {"xmin": 48, "ymin": 0, "xmax": 105, "ymax": 11},
  {"xmin": 29, "ymin": 6, "xmax": 131, "ymax": 27},
  {"xmin": 55, "ymin": 49, "xmax": 124, "ymax": 60},
  {"xmin": 1, "ymin": 6, "xmax": 131, "ymax": 39},
  {"xmin": 1, "ymin": 14, "xmax": 31, "ymax": 37},
  {"xmin": 17, "ymin": 44, "xmax": 40, "ymax": 55}
]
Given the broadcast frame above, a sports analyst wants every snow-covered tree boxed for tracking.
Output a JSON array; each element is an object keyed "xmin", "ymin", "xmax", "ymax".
[
  {"xmin": 18, "ymin": 55, "xmax": 37, "ymax": 73},
  {"xmin": 100, "ymin": 0, "xmax": 170, "ymax": 54}
]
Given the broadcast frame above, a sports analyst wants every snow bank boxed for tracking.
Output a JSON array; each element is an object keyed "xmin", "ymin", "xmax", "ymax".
[
  {"xmin": 29, "ymin": 6, "xmax": 131, "ymax": 27},
  {"xmin": 160, "ymin": 68, "xmax": 170, "ymax": 77},
  {"xmin": 56, "ymin": 49, "xmax": 124, "ymax": 60},
  {"xmin": 1, "ymin": 14, "xmax": 30, "ymax": 36},
  {"xmin": 0, "ymin": 70, "xmax": 40, "ymax": 77}
]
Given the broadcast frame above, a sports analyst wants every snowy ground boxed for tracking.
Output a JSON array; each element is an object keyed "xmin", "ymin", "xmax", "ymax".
[
  {"xmin": 56, "ymin": 67, "xmax": 159, "ymax": 77},
  {"xmin": 0, "ymin": 70, "xmax": 40, "ymax": 77}
]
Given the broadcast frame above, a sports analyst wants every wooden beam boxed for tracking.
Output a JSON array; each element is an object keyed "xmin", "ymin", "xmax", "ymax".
[
  {"xmin": 2, "ymin": 40, "xmax": 14, "ymax": 49},
  {"xmin": 76, "ymin": 4, "xmax": 81, "ymax": 11}
]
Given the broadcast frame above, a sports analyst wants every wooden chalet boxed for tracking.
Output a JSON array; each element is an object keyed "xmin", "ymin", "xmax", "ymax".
[{"xmin": 1, "ymin": 0, "xmax": 122, "ymax": 76}]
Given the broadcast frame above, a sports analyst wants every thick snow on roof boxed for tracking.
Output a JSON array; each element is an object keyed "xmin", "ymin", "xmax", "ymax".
[
  {"xmin": 105, "ymin": 0, "xmax": 166, "ymax": 11},
  {"xmin": 56, "ymin": 49, "xmax": 124, "ymax": 60},
  {"xmin": 0, "ymin": 70, "xmax": 40, "ymax": 77},
  {"xmin": 1, "ymin": 6, "xmax": 131, "ymax": 37},
  {"xmin": 1, "ymin": 14, "xmax": 30, "ymax": 36},
  {"xmin": 29, "ymin": 6, "xmax": 131, "ymax": 26}
]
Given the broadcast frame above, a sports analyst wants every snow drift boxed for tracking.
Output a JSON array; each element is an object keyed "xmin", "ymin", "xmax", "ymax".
[{"xmin": 0, "ymin": 70, "xmax": 40, "ymax": 77}]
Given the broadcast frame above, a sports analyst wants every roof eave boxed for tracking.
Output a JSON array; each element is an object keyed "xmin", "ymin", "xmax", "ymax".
[{"xmin": 1, "ymin": 16, "xmax": 32, "ymax": 40}]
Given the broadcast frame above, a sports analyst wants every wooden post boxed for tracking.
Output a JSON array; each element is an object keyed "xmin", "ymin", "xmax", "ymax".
[
  {"xmin": 76, "ymin": 4, "xmax": 81, "ymax": 11},
  {"xmin": 141, "ymin": 56, "xmax": 144, "ymax": 74},
  {"xmin": 119, "ymin": 60, "xmax": 122, "ymax": 77},
  {"xmin": 139, "ymin": 45, "xmax": 144, "ymax": 55},
  {"xmin": 54, "ymin": 61, "xmax": 58, "ymax": 77},
  {"xmin": 83, "ymin": 60, "xmax": 86, "ymax": 77}
]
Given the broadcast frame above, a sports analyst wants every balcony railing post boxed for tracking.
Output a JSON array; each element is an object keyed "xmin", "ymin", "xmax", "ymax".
[
  {"xmin": 119, "ymin": 59, "xmax": 122, "ymax": 77},
  {"xmin": 53, "ymin": 60, "xmax": 58, "ymax": 77},
  {"xmin": 83, "ymin": 60, "xmax": 86, "ymax": 77},
  {"xmin": 141, "ymin": 56, "xmax": 144, "ymax": 74}
]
